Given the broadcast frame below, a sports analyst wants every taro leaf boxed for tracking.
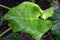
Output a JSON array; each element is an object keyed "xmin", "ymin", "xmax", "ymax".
[
  {"xmin": 0, "ymin": 33, "xmax": 22, "ymax": 40},
  {"xmin": 5, "ymin": 2, "xmax": 53, "ymax": 40},
  {"xmin": 52, "ymin": 20, "xmax": 60, "ymax": 40}
]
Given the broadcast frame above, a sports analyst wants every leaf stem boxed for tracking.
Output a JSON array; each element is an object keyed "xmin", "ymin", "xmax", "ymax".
[
  {"xmin": 0, "ymin": 4, "xmax": 11, "ymax": 9},
  {"xmin": 0, "ymin": 27, "xmax": 12, "ymax": 37},
  {"xmin": 32, "ymin": 0, "xmax": 35, "ymax": 3}
]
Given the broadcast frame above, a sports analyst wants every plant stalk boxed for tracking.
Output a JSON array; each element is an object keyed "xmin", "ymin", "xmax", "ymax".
[
  {"xmin": 0, "ymin": 27, "xmax": 12, "ymax": 37},
  {"xmin": 0, "ymin": 4, "xmax": 11, "ymax": 9},
  {"xmin": 32, "ymin": 0, "xmax": 35, "ymax": 3}
]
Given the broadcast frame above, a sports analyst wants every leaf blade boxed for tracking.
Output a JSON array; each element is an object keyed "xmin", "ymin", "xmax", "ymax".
[{"xmin": 5, "ymin": 2, "xmax": 53, "ymax": 40}]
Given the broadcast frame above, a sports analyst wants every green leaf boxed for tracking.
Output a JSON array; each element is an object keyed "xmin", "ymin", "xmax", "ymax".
[
  {"xmin": 0, "ymin": 33, "xmax": 22, "ymax": 40},
  {"xmin": 5, "ymin": 2, "xmax": 53, "ymax": 40},
  {"xmin": 51, "ymin": 10, "xmax": 60, "ymax": 40},
  {"xmin": 52, "ymin": 12, "xmax": 60, "ymax": 20},
  {"xmin": 0, "ymin": 13, "xmax": 2, "ymax": 25},
  {"xmin": 0, "ymin": 13, "xmax": 4, "ymax": 26},
  {"xmin": 52, "ymin": 20, "xmax": 60, "ymax": 40}
]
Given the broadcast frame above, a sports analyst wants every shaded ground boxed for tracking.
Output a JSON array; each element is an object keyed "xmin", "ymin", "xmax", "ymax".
[{"xmin": 0, "ymin": 0, "xmax": 56, "ymax": 40}]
